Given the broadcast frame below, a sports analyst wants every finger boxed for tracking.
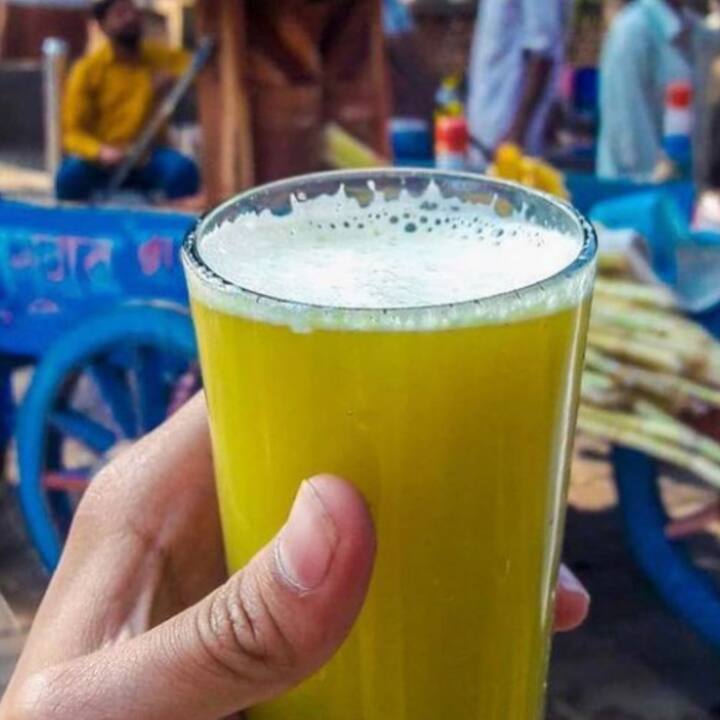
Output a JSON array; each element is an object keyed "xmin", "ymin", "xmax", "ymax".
[
  {"xmin": 71, "ymin": 391, "xmax": 224, "ymax": 611},
  {"xmin": 15, "ymin": 475, "xmax": 376, "ymax": 720},
  {"xmin": 9, "ymin": 394, "xmax": 222, "ymax": 680},
  {"xmin": 554, "ymin": 564, "xmax": 590, "ymax": 632},
  {"xmin": 75, "ymin": 392, "xmax": 214, "ymax": 536}
]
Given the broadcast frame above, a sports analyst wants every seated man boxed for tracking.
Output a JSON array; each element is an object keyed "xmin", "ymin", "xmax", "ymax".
[{"xmin": 56, "ymin": 0, "xmax": 200, "ymax": 201}]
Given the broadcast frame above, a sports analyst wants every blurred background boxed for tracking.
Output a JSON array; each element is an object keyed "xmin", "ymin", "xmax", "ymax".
[{"xmin": 3, "ymin": 1, "xmax": 720, "ymax": 718}]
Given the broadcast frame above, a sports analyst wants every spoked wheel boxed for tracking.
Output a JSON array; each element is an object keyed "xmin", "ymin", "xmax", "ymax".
[
  {"xmin": 16, "ymin": 305, "xmax": 198, "ymax": 571},
  {"xmin": 613, "ymin": 445, "xmax": 720, "ymax": 650}
]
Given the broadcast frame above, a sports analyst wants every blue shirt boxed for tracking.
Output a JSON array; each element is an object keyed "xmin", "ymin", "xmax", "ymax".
[
  {"xmin": 597, "ymin": 0, "xmax": 696, "ymax": 180},
  {"xmin": 383, "ymin": 0, "xmax": 414, "ymax": 37}
]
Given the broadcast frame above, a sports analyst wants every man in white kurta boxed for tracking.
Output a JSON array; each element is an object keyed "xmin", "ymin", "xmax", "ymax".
[{"xmin": 467, "ymin": 0, "xmax": 569, "ymax": 168}]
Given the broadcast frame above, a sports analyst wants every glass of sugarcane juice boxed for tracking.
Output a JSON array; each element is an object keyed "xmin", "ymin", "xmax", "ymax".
[{"xmin": 182, "ymin": 170, "xmax": 596, "ymax": 720}]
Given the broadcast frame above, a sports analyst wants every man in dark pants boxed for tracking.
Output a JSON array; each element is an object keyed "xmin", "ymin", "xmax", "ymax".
[{"xmin": 56, "ymin": 0, "xmax": 199, "ymax": 201}]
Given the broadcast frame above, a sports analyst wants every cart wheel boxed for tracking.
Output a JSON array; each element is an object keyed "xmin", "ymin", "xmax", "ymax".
[
  {"xmin": 1, "ymin": 364, "xmax": 13, "ymax": 480},
  {"xmin": 613, "ymin": 446, "xmax": 720, "ymax": 650},
  {"xmin": 16, "ymin": 305, "xmax": 198, "ymax": 571}
]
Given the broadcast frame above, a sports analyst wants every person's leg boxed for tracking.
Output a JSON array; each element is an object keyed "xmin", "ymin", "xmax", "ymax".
[
  {"xmin": 55, "ymin": 156, "xmax": 108, "ymax": 201},
  {"xmin": 134, "ymin": 147, "xmax": 200, "ymax": 200}
]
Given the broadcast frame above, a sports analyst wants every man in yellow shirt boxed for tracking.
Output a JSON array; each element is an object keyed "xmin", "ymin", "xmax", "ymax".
[{"xmin": 56, "ymin": 0, "xmax": 200, "ymax": 201}]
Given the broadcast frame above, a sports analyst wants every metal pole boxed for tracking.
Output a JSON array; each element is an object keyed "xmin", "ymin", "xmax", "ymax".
[{"xmin": 42, "ymin": 37, "xmax": 69, "ymax": 178}]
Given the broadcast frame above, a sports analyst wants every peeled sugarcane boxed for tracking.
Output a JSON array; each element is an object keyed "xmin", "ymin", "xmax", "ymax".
[
  {"xmin": 594, "ymin": 277, "xmax": 678, "ymax": 309},
  {"xmin": 580, "ymin": 404, "xmax": 720, "ymax": 465},
  {"xmin": 580, "ymin": 370, "xmax": 624, "ymax": 407},
  {"xmin": 597, "ymin": 251, "xmax": 633, "ymax": 275},
  {"xmin": 589, "ymin": 293, "xmax": 720, "ymax": 374},
  {"xmin": 633, "ymin": 398, "xmax": 678, "ymax": 423},
  {"xmin": 584, "ymin": 348, "xmax": 720, "ymax": 409},
  {"xmin": 588, "ymin": 329, "xmax": 685, "ymax": 374},
  {"xmin": 323, "ymin": 123, "xmax": 387, "ymax": 169},
  {"xmin": 591, "ymin": 298, "xmax": 711, "ymax": 341},
  {"xmin": 578, "ymin": 267, "xmax": 720, "ymax": 493},
  {"xmin": 588, "ymin": 325, "xmax": 720, "ymax": 384},
  {"xmin": 577, "ymin": 410, "xmax": 720, "ymax": 490}
]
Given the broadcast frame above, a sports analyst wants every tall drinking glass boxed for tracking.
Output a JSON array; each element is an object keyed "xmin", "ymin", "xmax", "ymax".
[{"xmin": 182, "ymin": 170, "xmax": 596, "ymax": 720}]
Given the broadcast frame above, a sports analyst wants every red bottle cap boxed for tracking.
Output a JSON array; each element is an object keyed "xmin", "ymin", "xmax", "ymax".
[
  {"xmin": 666, "ymin": 82, "xmax": 693, "ymax": 109},
  {"xmin": 435, "ymin": 116, "xmax": 468, "ymax": 153}
]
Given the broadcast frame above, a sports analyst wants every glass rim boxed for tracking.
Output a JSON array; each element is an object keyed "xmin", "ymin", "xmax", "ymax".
[{"xmin": 182, "ymin": 168, "xmax": 597, "ymax": 324}]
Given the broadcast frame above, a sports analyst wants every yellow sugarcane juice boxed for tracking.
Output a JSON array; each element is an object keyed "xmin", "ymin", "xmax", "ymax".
[{"xmin": 183, "ymin": 171, "xmax": 596, "ymax": 720}]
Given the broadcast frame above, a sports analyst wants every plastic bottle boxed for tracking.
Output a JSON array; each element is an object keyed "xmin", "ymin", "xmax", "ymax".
[
  {"xmin": 435, "ymin": 116, "xmax": 468, "ymax": 170},
  {"xmin": 434, "ymin": 74, "xmax": 464, "ymax": 120},
  {"xmin": 663, "ymin": 81, "xmax": 694, "ymax": 177}
]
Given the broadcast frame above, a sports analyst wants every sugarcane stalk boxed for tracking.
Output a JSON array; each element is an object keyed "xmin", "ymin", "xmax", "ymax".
[
  {"xmin": 323, "ymin": 123, "xmax": 387, "ymax": 169},
  {"xmin": 582, "ymin": 370, "xmax": 616, "ymax": 391},
  {"xmin": 581, "ymin": 369, "xmax": 625, "ymax": 407},
  {"xmin": 581, "ymin": 386, "xmax": 625, "ymax": 408},
  {"xmin": 582, "ymin": 405, "xmax": 684, "ymax": 446},
  {"xmin": 590, "ymin": 323, "xmax": 701, "ymax": 357},
  {"xmin": 577, "ymin": 414, "xmax": 720, "ymax": 490},
  {"xmin": 597, "ymin": 252, "xmax": 632, "ymax": 275},
  {"xmin": 588, "ymin": 324, "xmax": 720, "ymax": 384},
  {"xmin": 594, "ymin": 277, "xmax": 678, "ymax": 309},
  {"xmin": 581, "ymin": 404, "xmax": 720, "ymax": 465},
  {"xmin": 585, "ymin": 349, "xmax": 720, "ymax": 408},
  {"xmin": 633, "ymin": 398, "xmax": 675, "ymax": 422},
  {"xmin": 592, "ymin": 295, "xmax": 718, "ymax": 349},
  {"xmin": 591, "ymin": 299, "xmax": 710, "ymax": 341},
  {"xmin": 591, "ymin": 308, "xmax": 713, "ymax": 348},
  {"xmin": 634, "ymin": 399, "xmax": 720, "ymax": 463},
  {"xmin": 589, "ymin": 329, "xmax": 685, "ymax": 374},
  {"xmin": 580, "ymin": 265, "xmax": 720, "ymax": 489}
]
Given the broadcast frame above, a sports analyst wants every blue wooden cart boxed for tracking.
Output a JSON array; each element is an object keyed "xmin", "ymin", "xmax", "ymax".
[
  {"xmin": 569, "ymin": 174, "xmax": 720, "ymax": 651},
  {"xmin": 2, "ymin": 189, "xmax": 720, "ymax": 651},
  {"xmin": 0, "ymin": 199, "xmax": 197, "ymax": 570}
]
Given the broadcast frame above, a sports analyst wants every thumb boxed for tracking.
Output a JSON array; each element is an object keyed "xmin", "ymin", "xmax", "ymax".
[{"xmin": 15, "ymin": 475, "xmax": 376, "ymax": 720}]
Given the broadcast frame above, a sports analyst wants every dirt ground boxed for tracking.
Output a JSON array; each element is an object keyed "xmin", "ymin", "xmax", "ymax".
[{"xmin": 0, "ymin": 155, "xmax": 51, "ymax": 199}]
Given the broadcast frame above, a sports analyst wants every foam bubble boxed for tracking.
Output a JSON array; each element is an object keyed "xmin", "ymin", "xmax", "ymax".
[{"xmin": 187, "ymin": 183, "xmax": 594, "ymax": 331}]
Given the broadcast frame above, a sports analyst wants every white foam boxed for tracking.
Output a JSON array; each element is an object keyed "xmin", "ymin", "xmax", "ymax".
[{"xmin": 187, "ymin": 184, "xmax": 594, "ymax": 331}]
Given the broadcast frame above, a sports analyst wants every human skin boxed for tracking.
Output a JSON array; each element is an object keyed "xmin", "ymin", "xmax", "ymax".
[{"xmin": 0, "ymin": 394, "xmax": 589, "ymax": 720}]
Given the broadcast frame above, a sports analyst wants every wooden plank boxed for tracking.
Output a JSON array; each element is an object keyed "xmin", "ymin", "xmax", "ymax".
[
  {"xmin": 196, "ymin": 0, "xmax": 254, "ymax": 203},
  {"xmin": 321, "ymin": 0, "xmax": 390, "ymax": 157},
  {"xmin": 217, "ymin": 0, "xmax": 254, "ymax": 194},
  {"xmin": 195, "ymin": 0, "xmax": 222, "ymax": 203},
  {"xmin": 368, "ymin": 0, "xmax": 391, "ymax": 157},
  {"xmin": 0, "ymin": 4, "xmax": 87, "ymax": 60},
  {"xmin": 197, "ymin": 0, "xmax": 389, "ymax": 197},
  {"xmin": 0, "ymin": 2, "xmax": 6, "ymax": 59}
]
